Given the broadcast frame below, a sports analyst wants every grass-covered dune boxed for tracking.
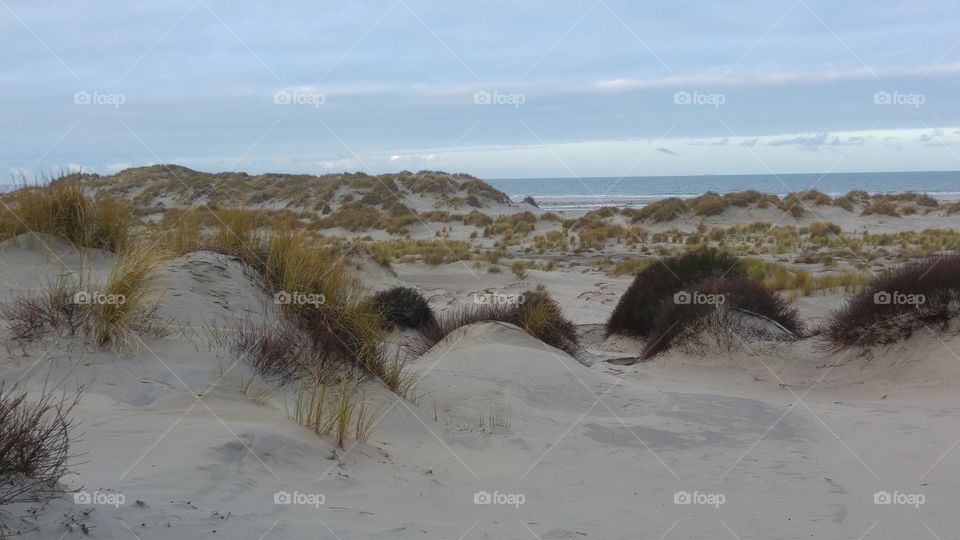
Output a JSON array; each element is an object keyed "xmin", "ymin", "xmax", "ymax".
[{"xmin": 73, "ymin": 164, "xmax": 512, "ymax": 212}]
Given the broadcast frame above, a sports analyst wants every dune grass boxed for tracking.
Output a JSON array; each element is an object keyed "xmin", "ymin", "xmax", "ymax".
[
  {"xmin": 413, "ymin": 287, "xmax": 578, "ymax": 356},
  {"xmin": 292, "ymin": 379, "xmax": 382, "ymax": 447},
  {"xmin": 1, "ymin": 249, "xmax": 170, "ymax": 348},
  {"xmin": 609, "ymin": 257, "xmax": 655, "ymax": 277},
  {"xmin": 89, "ymin": 245, "xmax": 170, "ymax": 346},
  {"xmin": 0, "ymin": 174, "xmax": 133, "ymax": 251}
]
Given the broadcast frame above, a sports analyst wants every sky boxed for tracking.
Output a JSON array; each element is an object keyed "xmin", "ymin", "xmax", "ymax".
[{"xmin": 1, "ymin": 0, "xmax": 959, "ymax": 180}]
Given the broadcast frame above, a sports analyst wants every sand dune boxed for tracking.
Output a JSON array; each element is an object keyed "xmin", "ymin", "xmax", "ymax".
[{"xmin": 2, "ymin": 185, "xmax": 960, "ymax": 538}]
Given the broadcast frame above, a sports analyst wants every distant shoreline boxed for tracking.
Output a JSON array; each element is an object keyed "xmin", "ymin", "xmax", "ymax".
[
  {"xmin": 486, "ymin": 170, "xmax": 960, "ymax": 211},
  {"xmin": 527, "ymin": 192, "xmax": 960, "ymax": 211}
]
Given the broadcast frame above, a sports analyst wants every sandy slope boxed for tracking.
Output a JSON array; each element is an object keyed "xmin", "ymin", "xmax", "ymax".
[{"xmin": 2, "ymin": 239, "xmax": 960, "ymax": 538}]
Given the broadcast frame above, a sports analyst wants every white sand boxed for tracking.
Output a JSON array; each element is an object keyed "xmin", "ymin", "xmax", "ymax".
[{"xmin": 2, "ymin": 236, "xmax": 960, "ymax": 539}]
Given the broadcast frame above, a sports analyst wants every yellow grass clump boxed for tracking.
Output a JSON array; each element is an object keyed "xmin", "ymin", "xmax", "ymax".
[
  {"xmin": 89, "ymin": 245, "xmax": 170, "ymax": 346},
  {"xmin": 0, "ymin": 175, "xmax": 133, "ymax": 251}
]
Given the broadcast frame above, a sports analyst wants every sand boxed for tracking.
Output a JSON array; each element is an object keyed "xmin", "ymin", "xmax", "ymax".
[{"xmin": 2, "ymin": 217, "xmax": 960, "ymax": 539}]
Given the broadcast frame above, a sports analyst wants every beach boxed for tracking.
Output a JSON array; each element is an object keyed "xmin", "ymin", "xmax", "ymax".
[{"xmin": 1, "ymin": 167, "xmax": 959, "ymax": 538}]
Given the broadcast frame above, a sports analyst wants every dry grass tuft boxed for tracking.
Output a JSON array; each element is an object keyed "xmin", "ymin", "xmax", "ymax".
[
  {"xmin": 0, "ymin": 277, "xmax": 84, "ymax": 341},
  {"xmin": 89, "ymin": 246, "xmax": 169, "ymax": 346},
  {"xmin": 0, "ymin": 173, "xmax": 133, "ymax": 251},
  {"xmin": 822, "ymin": 255, "xmax": 960, "ymax": 349},
  {"xmin": 0, "ymin": 382, "xmax": 80, "ymax": 507}
]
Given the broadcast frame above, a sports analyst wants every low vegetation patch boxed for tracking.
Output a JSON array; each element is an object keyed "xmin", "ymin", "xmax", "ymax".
[
  {"xmin": 413, "ymin": 288, "xmax": 578, "ymax": 356},
  {"xmin": 0, "ymin": 174, "xmax": 133, "ymax": 251},
  {"xmin": 0, "ymin": 383, "xmax": 80, "ymax": 509},
  {"xmin": 89, "ymin": 246, "xmax": 170, "ymax": 346},
  {"xmin": 1, "ymin": 248, "xmax": 168, "ymax": 348},
  {"xmin": 371, "ymin": 287, "xmax": 436, "ymax": 330},
  {"xmin": 0, "ymin": 278, "xmax": 84, "ymax": 342},
  {"xmin": 822, "ymin": 255, "xmax": 960, "ymax": 349},
  {"xmin": 606, "ymin": 249, "xmax": 742, "ymax": 337},
  {"xmin": 641, "ymin": 277, "xmax": 803, "ymax": 359}
]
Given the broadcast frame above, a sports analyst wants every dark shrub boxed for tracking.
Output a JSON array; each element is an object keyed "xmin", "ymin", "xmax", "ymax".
[
  {"xmin": 606, "ymin": 248, "xmax": 742, "ymax": 337},
  {"xmin": 642, "ymin": 277, "xmax": 803, "ymax": 359},
  {"xmin": 220, "ymin": 317, "xmax": 361, "ymax": 385},
  {"xmin": 822, "ymin": 255, "xmax": 960, "ymax": 349},
  {"xmin": 371, "ymin": 287, "xmax": 436, "ymax": 330},
  {"xmin": 413, "ymin": 288, "xmax": 578, "ymax": 356}
]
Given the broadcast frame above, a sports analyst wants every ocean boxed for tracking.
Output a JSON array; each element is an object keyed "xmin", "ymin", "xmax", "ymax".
[{"xmin": 485, "ymin": 170, "xmax": 960, "ymax": 210}]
